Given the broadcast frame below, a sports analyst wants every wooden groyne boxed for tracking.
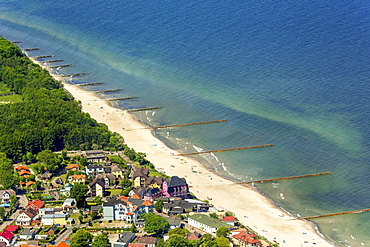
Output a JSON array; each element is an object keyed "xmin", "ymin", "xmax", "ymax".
[
  {"xmin": 127, "ymin": 107, "xmax": 162, "ymax": 112},
  {"xmin": 31, "ymin": 55, "xmax": 54, "ymax": 59},
  {"xmin": 12, "ymin": 41, "xmax": 21, "ymax": 44},
  {"xmin": 60, "ymin": 73, "xmax": 87, "ymax": 77},
  {"xmin": 95, "ymin": 89, "xmax": 123, "ymax": 93},
  {"xmin": 298, "ymin": 208, "xmax": 370, "ymax": 220},
  {"xmin": 21, "ymin": 48, "xmax": 40, "ymax": 51},
  {"xmin": 42, "ymin": 59, "xmax": 64, "ymax": 63},
  {"xmin": 78, "ymin": 82, "xmax": 103, "ymax": 86},
  {"xmin": 148, "ymin": 119, "xmax": 227, "ymax": 130},
  {"xmin": 48, "ymin": 64, "xmax": 74, "ymax": 68},
  {"xmin": 106, "ymin": 97, "xmax": 138, "ymax": 101},
  {"xmin": 175, "ymin": 144, "xmax": 274, "ymax": 156},
  {"xmin": 238, "ymin": 172, "xmax": 332, "ymax": 184}
]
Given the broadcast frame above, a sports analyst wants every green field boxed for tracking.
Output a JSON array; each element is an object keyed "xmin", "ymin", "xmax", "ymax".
[{"xmin": 0, "ymin": 82, "xmax": 22, "ymax": 103}]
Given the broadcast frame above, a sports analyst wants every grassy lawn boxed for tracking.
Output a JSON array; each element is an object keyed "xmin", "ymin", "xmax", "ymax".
[
  {"xmin": 0, "ymin": 94, "xmax": 22, "ymax": 103},
  {"xmin": 106, "ymin": 189, "xmax": 123, "ymax": 196},
  {"xmin": 0, "ymin": 82, "xmax": 22, "ymax": 103}
]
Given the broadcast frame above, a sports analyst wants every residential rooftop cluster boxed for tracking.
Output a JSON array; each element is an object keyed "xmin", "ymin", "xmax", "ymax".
[{"xmin": 0, "ymin": 150, "xmax": 271, "ymax": 247}]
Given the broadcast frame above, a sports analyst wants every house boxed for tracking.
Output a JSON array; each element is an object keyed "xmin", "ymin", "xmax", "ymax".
[
  {"xmin": 232, "ymin": 231, "xmax": 262, "ymax": 246},
  {"xmin": 111, "ymin": 164, "xmax": 125, "ymax": 179},
  {"xmin": 18, "ymin": 170, "xmax": 31, "ymax": 177},
  {"xmin": 16, "ymin": 208, "xmax": 39, "ymax": 226},
  {"xmin": 113, "ymin": 232, "xmax": 136, "ymax": 247},
  {"xmin": 68, "ymin": 175, "xmax": 86, "ymax": 184},
  {"xmin": 85, "ymin": 150, "xmax": 106, "ymax": 163},
  {"xmin": 15, "ymin": 166, "xmax": 30, "ymax": 172},
  {"xmin": 128, "ymin": 244, "xmax": 146, "ymax": 247},
  {"xmin": 223, "ymin": 216, "xmax": 235, "ymax": 226},
  {"xmin": 27, "ymin": 199, "xmax": 45, "ymax": 211},
  {"xmin": 85, "ymin": 164, "xmax": 111, "ymax": 176},
  {"xmin": 135, "ymin": 237, "xmax": 157, "ymax": 247},
  {"xmin": 132, "ymin": 167, "xmax": 149, "ymax": 188},
  {"xmin": 5, "ymin": 225, "xmax": 18, "ymax": 233},
  {"xmin": 103, "ymin": 195, "xmax": 154, "ymax": 222},
  {"xmin": 96, "ymin": 173, "xmax": 116, "ymax": 186},
  {"xmin": 66, "ymin": 164, "xmax": 80, "ymax": 171},
  {"xmin": 89, "ymin": 179, "xmax": 105, "ymax": 197},
  {"xmin": 25, "ymin": 181, "xmax": 36, "ymax": 187},
  {"xmin": 186, "ymin": 232, "xmax": 202, "ymax": 241},
  {"xmin": 165, "ymin": 216, "xmax": 182, "ymax": 229},
  {"xmin": 39, "ymin": 207, "xmax": 63, "ymax": 217},
  {"xmin": 0, "ymin": 229, "xmax": 13, "ymax": 245},
  {"xmin": 162, "ymin": 199, "xmax": 208, "ymax": 215},
  {"xmin": 145, "ymin": 177, "xmax": 162, "ymax": 189},
  {"xmin": 47, "ymin": 241, "xmax": 70, "ymax": 247},
  {"xmin": 143, "ymin": 188, "xmax": 161, "ymax": 202},
  {"xmin": 0, "ymin": 190, "xmax": 16, "ymax": 203},
  {"xmin": 45, "ymin": 226, "xmax": 59, "ymax": 235},
  {"xmin": 19, "ymin": 228, "xmax": 37, "ymax": 240},
  {"xmin": 41, "ymin": 213, "xmax": 71, "ymax": 226},
  {"xmin": 188, "ymin": 214, "xmax": 232, "ymax": 236},
  {"xmin": 161, "ymin": 176, "xmax": 189, "ymax": 199},
  {"xmin": 62, "ymin": 198, "xmax": 77, "ymax": 211}
]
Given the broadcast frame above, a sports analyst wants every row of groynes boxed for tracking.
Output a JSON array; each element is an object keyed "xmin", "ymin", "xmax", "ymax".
[{"xmin": 22, "ymin": 45, "xmax": 367, "ymax": 221}]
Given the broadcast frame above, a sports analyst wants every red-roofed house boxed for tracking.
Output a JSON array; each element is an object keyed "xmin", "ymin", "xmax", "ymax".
[
  {"xmin": 5, "ymin": 225, "xmax": 18, "ymax": 233},
  {"xmin": 15, "ymin": 166, "xmax": 30, "ymax": 172},
  {"xmin": 135, "ymin": 236, "xmax": 157, "ymax": 247},
  {"xmin": 27, "ymin": 199, "xmax": 45, "ymax": 211},
  {"xmin": 47, "ymin": 241, "xmax": 70, "ymax": 247},
  {"xmin": 128, "ymin": 244, "xmax": 146, "ymax": 247},
  {"xmin": 0, "ymin": 229, "xmax": 14, "ymax": 245},
  {"xmin": 232, "ymin": 231, "xmax": 262, "ymax": 246},
  {"xmin": 66, "ymin": 164, "xmax": 80, "ymax": 171},
  {"xmin": 186, "ymin": 232, "xmax": 202, "ymax": 241},
  {"xmin": 223, "ymin": 216, "xmax": 235, "ymax": 226},
  {"xmin": 18, "ymin": 170, "xmax": 31, "ymax": 177}
]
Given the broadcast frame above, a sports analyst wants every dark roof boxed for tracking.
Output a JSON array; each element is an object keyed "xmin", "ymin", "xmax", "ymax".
[
  {"xmin": 97, "ymin": 173, "xmax": 116, "ymax": 181},
  {"xmin": 136, "ymin": 236, "xmax": 157, "ymax": 245},
  {"xmin": 165, "ymin": 216, "xmax": 182, "ymax": 226},
  {"xmin": 90, "ymin": 178, "xmax": 105, "ymax": 188},
  {"xmin": 132, "ymin": 167, "xmax": 149, "ymax": 178},
  {"xmin": 85, "ymin": 150, "xmax": 105, "ymax": 157},
  {"xmin": 87, "ymin": 164, "xmax": 103, "ymax": 169},
  {"xmin": 90, "ymin": 206, "xmax": 102, "ymax": 211},
  {"xmin": 116, "ymin": 232, "xmax": 136, "ymax": 244},
  {"xmin": 144, "ymin": 188, "xmax": 161, "ymax": 197},
  {"xmin": 167, "ymin": 176, "xmax": 187, "ymax": 187}
]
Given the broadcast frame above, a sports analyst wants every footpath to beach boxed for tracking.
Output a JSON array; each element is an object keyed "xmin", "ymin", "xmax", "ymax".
[{"xmin": 31, "ymin": 58, "xmax": 334, "ymax": 247}]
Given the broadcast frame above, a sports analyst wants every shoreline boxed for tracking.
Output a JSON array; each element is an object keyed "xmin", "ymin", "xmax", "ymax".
[{"xmin": 30, "ymin": 58, "xmax": 334, "ymax": 246}]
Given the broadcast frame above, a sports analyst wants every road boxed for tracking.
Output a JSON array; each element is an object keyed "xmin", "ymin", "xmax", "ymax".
[{"xmin": 0, "ymin": 193, "xmax": 28, "ymax": 231}]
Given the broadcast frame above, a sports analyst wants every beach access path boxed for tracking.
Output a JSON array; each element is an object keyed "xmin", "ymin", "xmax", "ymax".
[{"xmin": 32, "ymin": 58, "xmax": 334, "ymax": 247}]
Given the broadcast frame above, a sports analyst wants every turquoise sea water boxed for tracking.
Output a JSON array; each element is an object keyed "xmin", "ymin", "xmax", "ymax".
[{"xmin": 1, "ymin": 1, "xmax": 370, "ymax": 246}]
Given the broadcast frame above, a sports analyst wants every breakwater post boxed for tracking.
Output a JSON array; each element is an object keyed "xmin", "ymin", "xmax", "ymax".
[
  {"xmin": 60, "ymin": 73, "xmax": 87, "ymax": 77},
  {"xmin": 175, "ymin": 144, "xmax": 274, "ymax": 156},
  {"xmin": 298, "ymin": 208, "xmax": 370, "ymax": 220},
  {"xmin": 42, "ymin": 59, "xmax": 64, "ymax": 63},
  {"xmin": 106, "ymin": 97, "xmax": 138, "ymax": 101},
  {"xmin": 237, "ymin": 172, "xmax": 332, "ymax": 184},
  {"xmin": 78, "ymin": 82, "xmax": 104, "ymax": 86},
  {"xmin": 21, "ymin": 48, "xmax": 40, "ymax": 51},
  {"xmin": 48, "ymin": 64, "xmax": 74, "ymax": 68},
  {"xmin": 127, "ymin": 107, "xmax": 162, "ymax": 112},
  {"xmin": 95, "ymin": 89, "xmax": 122, "ymax": 93},
  {"xmin": 147, "ymin": 119, "xmax": 227, "ymax": 130},
  {"xmin": 30, "ymin": 55, "xmax": 55, "ymax": 59}
]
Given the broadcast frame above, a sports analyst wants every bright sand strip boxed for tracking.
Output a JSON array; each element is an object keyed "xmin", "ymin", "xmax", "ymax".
[{"xmin": 32, "ymin": 59, "xmax": 334, "ymax": 246}]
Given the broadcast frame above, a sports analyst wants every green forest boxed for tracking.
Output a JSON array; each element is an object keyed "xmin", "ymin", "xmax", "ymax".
[{"xmin": 0, "ymin": 37, "xmax": 122, "ymax": 160}]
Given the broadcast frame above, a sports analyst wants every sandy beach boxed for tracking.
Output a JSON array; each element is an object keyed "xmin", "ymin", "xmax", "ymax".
[{"xmin": 32, "ymin": 58, "xmax": 334, "ymax": 246}]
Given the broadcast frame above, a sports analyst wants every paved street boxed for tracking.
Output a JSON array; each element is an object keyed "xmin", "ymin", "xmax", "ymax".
[{"xmin": 0, "ymin": 193, "xmax": 28, "ymax": 232}]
